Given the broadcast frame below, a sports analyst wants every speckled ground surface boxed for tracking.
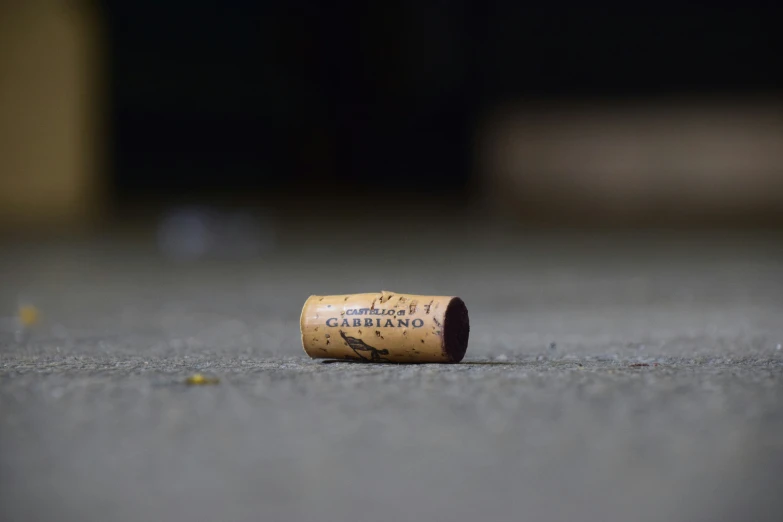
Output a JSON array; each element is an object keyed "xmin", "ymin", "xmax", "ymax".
[{"xmin": 1, "ymin": 227, "xmax": 782, "ymax": 522}]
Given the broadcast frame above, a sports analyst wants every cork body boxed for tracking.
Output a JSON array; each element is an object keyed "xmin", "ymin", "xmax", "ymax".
[{"xmin": 300, "ymin": 291, "xmax": 469, "ymax": 363}]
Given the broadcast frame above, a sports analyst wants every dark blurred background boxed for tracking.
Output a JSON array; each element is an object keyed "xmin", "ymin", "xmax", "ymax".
[{"xmin": 1, "ymin": 1, "xmax": 782, "ymax": 230}]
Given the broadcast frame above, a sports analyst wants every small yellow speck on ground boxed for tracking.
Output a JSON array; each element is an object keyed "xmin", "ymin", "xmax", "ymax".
[
  {"xmin": 18, "ymin": 305, "xmax": 40, "ymax": 327},
  {"xmin": 185, "ymin": 373, "xmax": 220, "ymax": 386}
]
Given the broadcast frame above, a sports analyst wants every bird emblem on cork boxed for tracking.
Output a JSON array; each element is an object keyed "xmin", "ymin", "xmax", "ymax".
[{"xmin": 300, "ymin": 291, "xmax": 470, "ymax": 363}]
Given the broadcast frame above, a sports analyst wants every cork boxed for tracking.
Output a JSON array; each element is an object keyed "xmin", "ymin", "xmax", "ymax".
[{"xmin": 300, "ymin": 291, "xmax": 469, "ymax": 363}]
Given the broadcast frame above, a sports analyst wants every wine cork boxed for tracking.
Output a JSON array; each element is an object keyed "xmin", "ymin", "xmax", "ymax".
[{"xmin": 300, "ymin": 291, "xmax": 469, "ymax": 363}]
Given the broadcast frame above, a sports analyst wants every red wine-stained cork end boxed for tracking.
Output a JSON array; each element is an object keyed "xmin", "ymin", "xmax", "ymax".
[{"xmin": 443, "ymin": 297, "xmax": 470, "ymax": 362}]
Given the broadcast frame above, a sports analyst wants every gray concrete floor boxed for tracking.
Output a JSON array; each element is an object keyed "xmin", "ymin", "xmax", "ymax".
[{"xmin": 1, "ymin": 226, "xmax": 782, "ymax": 522}]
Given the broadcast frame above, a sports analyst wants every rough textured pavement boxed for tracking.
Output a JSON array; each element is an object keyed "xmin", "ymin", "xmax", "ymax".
[{"xmin": 1, "ymin": 226, "xmax": 782, "ymax": 522}]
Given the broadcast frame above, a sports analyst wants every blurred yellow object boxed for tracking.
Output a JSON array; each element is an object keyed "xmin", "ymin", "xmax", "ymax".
[
  {"xmin": 18, "ymin": 305, "xmax": 40, "ymax": 327},
  {"xmin": 185, "ymin": 374, "xmax": 220, "ymax": 386},
  {"xmin": 0, "ymin": 2, "xmax": 104, "ymax": 230}
]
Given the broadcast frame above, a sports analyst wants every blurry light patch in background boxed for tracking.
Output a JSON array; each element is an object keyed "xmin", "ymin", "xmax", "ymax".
[
  {"xmin": 480, "ymin": 99, "xmax": 783, "ymax": 226},
  {"xmin": 156, "ymin": 206, "xmax": 277, "ymax": 262}
]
